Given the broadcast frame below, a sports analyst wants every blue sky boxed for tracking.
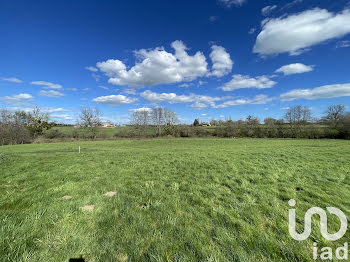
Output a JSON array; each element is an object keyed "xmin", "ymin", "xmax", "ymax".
[{"xmin": 1, "ymin": 0, "xmax": 350, "ymax": 124}]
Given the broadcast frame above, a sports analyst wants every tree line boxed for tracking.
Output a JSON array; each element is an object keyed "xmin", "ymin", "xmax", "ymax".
[{"xmin": 0, "ymin": 104, "xmax": 349, "ymax": 145}]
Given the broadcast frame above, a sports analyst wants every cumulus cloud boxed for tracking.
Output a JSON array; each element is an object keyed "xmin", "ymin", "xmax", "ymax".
[
  {"xmin": 130, "ymin": 107, "xmax": 152, "ymax": 112},
  {"xmin": 96, "ymin": 40, "xmax": 208, "ymax": 87},
  {"xmin": 31, "ymin": 81, "xmax": 62, "ymax": 89},
  {"xmin": 220, "ymin": 74, "xmax": 277, "ymax": 91},
  {"xmin": 208, "ymin": 45, "xmax": 233, "ymax": 77},
  {"xmin": 140, "ymin": 90, "xmax": 228, "ymax": 109},
  {"xmin": 254, "ymin": 8, "xmax": 350, "ymax": 56},
  {"xmin": 219, "ymin": 0, "xmax": 246, "ymax": 8},
  {"xmin": 214, "ymin": 95, "xmax": 273, "ymax": 108},
  {"xmin": 275, "ymin": 63, "xmax": 314, "ymax": 75},
  {"xmin": 191, "ymin": 102, "xmax": 209, "ymax": 110},
  {"xmin": 92, "ymin": 95, "xmax": 137, "ymax": 106},
  {"xmin": 261, "ymin": 5, "xmax": 277, "ymax": 16},
  {"xmin": 1, "ymin": 77, "xmax": 23, "ymax": 83},
  {"xmin": 0, "ymin": 93, "xmax": 33, "ymax": 106},
  {"xmin": 39, "ymin": 90, "xmax": 65, "ymax": 97},
  {"xmin": 141, "ymin": 90, "xmax": 194, "ymax": 104},
  {"xmin": 85, "ymin": 66, "xmax": 98, "ymax": 72},
  {"xmin": 280, "ymin": 83, "xmax": 350, "ymax": 101}
]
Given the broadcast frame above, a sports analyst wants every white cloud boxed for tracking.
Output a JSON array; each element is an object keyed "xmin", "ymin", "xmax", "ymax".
[
  {"xmin": 39, "ymin": 90, "xmax": 65, "ymax": 97},
  {"xmin": 208, "ymin": 45, "xmax": 233, "ymax": 77},
  {"xmin": 201, "ymin": 113, "xmax": 207, "ymax": 116},
  {"xmin": 179, "ymin": 83, "xmax": 193, "ymax": 88},
  {"xmin": 261, "ymin": 5, "xmax": 277, "ymax": 16},
  {"xmin": 130, "ymin": 107, "xmax": 152, "ymax": 112},
  {"xmin": 99, "ymin": 85, "xmax": 110, "ymax": 90},
  {"xmin": 280, "ymin": 83, "xmax": 350, "ymax": 101},
  {"xmin": 214, "ymin": 95, "xmax": 273, "ymax": 108},
  {"xmin": 140, "ymin": 90, "xmax": 228, "ymax": 109},
  {"xmin": 1, "ymin": 106, "xmax": 33, "ymax": 112},
  {"xmin": 85, "ymin": 66, "xmax": 98, "ymax": 72},
  {"xmin": 248, "ymin": 28, "xmax": 256, "ymax": 34},
  {"xmin": 191, "ymin": 102, "xmax": 209, "ymax": 109},
  {"xmin": 51, "ymin": 114, "xmax": 73, "ymax": 120},
  {"xmin": 140, "ymin": 90, "xmax": 194, "ymax": 104},
  {"xmin": 66, "ymin": 88, "xmax": 78, "ymax": 91},
  {"xmin": 97, "ymin": 40, "xmax": 208, "ymax": 87},
  {"xmin": 281, "ymin": 0, "xmax": 303, "ymax": 11},
  {"xmin": 91, "ymin": 73, "xmax": 101, "ymax": 82},
  {"xmin": 198, "ymin": 80, "xmax": 207, "ymax": 86},
  {"xmin": 31, "ymin": 81, "xmax": 62, "ymax": 89},
  {"xmin": 336, "ymin": 40, "xmax": 350, "ymax": 48},
  {"xmin": 92, "ymin": 95, "xmax": 137, "ymax": 106},
  {"xmin": 220, "ymin": 74, "xmax": 277, "ymax": 91},
  {"xmin": 122, "ymin": 88, "xmax": 137, "ymax": 95},
  {"xmin": 219, "ymin": 0, "xmax": 246, "ymax": 8},
  {"xmin": 0, "ymin": 93, "xmax": 33, "ymax": 106},
  {"xmin": 2, "ymin": 77, "xmax": 23, "ymax": 83},
  {"xmin": 275, "ymin": 63, "xmax": 314, "ymax": 75},
  {"xmin": 44, "ymin": 107, "xmax": 68, "ymax": 113},
  {"xmin": 254, "ymin": 8, "xmax": 350, "ymax": 56}
]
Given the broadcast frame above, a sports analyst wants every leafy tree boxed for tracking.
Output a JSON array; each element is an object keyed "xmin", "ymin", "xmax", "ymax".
[
  {"xmin": 264, "ymin": 117, "xmax": 277, "ymax": 125},
  {"xmin": 26, "ymin": 106, "xmax": 54, "ymax": 137},
  {"xmin": 193, "ymin": 119, "xmax": 199, "ymax": 126}
]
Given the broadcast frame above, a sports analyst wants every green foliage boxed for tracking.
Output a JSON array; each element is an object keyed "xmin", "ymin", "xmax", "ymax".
[{"xmin": 44, "ymin": 129, "xmax": 65, "ymax": 139}]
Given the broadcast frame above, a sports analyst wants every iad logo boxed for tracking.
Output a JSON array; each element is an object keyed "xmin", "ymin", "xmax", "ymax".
[{"xmin": 288, "ymin": 199, "xmax": 349, "ymax": 260}]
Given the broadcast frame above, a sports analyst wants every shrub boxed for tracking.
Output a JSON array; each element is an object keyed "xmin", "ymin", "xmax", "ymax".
[
  {"xmin": 114, "ymin": 127, "xmax": 139, "ymax": 138},
  {"xmin": 44, "ymin": 129, "xmax": 65, "ymax": 139},
  {"xmin": 0, "ymin": 124, "xmax": 31, "ymax": 145}
]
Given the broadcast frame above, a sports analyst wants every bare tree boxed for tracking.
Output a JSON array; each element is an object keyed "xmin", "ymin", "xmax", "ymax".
[
  {"xmin": 0, "ymin": 109, "xmax": 32, "ymax": 145},
  {"xmin": 78, "ymin": 106, "xmax": 102, "ymax": 138},
  {"xmin": 323, "ymin": 104, "xmax": 346, "ymax": 128},
  {"xmin": 285, "ymin": 106, "xmax": 312, "ymax": 126},
  {"xmin": 151, "ymin": 107, "xmax": 164, "ymax": 136},
  {"xmin": 163, "ymin": 108, "xmax": 178, "ymax": 125},
  {"xmin": 130, "ymin": 109, "xmax": 150, "ymax": 136},
  {"xmin": 163, "ymin": 108, "xmax": 179, "ymax": 136}
]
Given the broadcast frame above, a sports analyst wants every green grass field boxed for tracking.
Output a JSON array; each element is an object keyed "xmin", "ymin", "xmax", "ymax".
[{"xmin": 1, "ymin": 138, "xmax": 350, "ymax": 261}]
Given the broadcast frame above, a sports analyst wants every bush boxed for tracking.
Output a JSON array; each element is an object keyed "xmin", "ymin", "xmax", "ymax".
[
  {"xmin": 0, "ymin": 124, "xmax": 31, "ymax": 145},
  {"xmin": 44, "ymin": 129, "xmax": 65, "ymax": 139},
  {"xmin": 163, "ymin": 125, "xmax": 179, "ymax": 137},
  {"xmin": 114, "ymin": 127, "xmax": 139, "ymax": 138}
]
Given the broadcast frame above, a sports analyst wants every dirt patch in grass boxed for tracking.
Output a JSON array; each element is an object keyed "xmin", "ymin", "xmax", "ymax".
[
  {"xmin": 104, "ymin": 191, "xmax": 117, "ymax": 197},
  {"xmin": 81, "ymin": 205, "xmax": 95, "ymax": 211},
  {"xmin": 61, "ymin": 195, "xmax": 73, "ymax": 200}
]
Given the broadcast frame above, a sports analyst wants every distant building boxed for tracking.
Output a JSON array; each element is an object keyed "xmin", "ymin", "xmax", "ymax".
[
  {"xmin": 201, "ymin": 121, "xmax": 210, "ymax": 126},
  {"xmin": 102, "ymin": 121, "xmax": 115, "ymax": 128}
]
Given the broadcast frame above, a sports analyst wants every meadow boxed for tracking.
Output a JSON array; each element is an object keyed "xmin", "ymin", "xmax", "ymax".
[{"xmin": 1, "ymin": 138, "xmax": 350, "ymax": 261}]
